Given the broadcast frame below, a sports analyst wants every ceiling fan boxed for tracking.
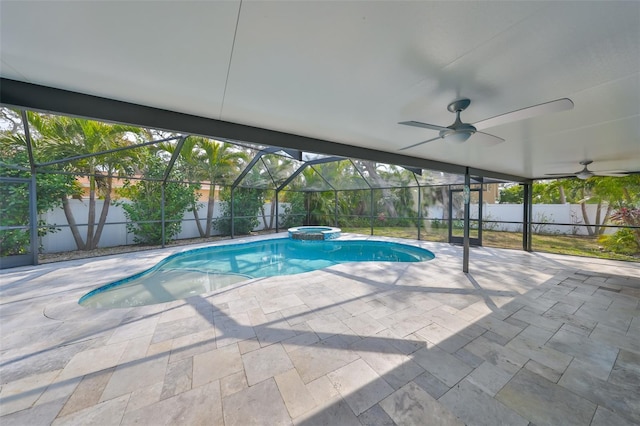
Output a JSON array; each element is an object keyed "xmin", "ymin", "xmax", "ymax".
[
  {"xmin": 399, "ymin": 97, "xmax": 574, "ymax": 150},
  {"xmin": 545, "ymin": 160, "xmax": 629, "ymax": 180}
]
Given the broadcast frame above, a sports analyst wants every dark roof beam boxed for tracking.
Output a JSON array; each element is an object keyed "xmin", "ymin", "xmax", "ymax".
[{"xmin": 1, "ymin": 79, "xmax": 529, "ymax": 183}]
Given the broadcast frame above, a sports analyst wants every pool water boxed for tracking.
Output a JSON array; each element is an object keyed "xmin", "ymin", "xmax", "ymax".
[
  {"xmin": 79, "ymin": 238, "xmax": 435, "ymax": 308},
  {"xmin": 296, "ymin": 227, "xmax": 331, "ymax": 233}
]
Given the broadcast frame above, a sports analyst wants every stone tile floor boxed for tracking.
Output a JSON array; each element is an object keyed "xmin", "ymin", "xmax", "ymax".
[{"xmin": 1, "ymin": 233, "xmax": 639, "ymax": 425}]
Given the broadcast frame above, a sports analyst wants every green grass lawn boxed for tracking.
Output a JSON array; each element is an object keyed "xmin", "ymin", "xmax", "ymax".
[{"xmin": 341, "ymin": 226, "xmax": 639, "ymax": 262}]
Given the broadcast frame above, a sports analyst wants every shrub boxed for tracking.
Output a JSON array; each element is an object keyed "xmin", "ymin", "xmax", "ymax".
[
  {"xmin": 279, "ymin": 191, "xmax": 306, "ymax": 229},
  {"xmin": 0, "ymin": 148, "xmax": 77, "ymax": 256},
  {"xmin": 599, "ymin": 228, "xmax": 638, "ymax": 256},
  {"xmin": 213, "ymin": 187, "xmax": 263, "ymax": 235},
  {"xmin": 609, "ymin": 207, "xmax": 640, "ymax": 250},
  {"xmin": 117, "ymin": 158, "xmax": 198, "ymax": 245}
]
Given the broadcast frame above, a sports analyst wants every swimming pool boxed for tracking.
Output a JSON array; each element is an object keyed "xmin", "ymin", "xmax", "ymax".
[{"xmin": 79, "ymin": 238, "xmax": 435, "ymax": 308}]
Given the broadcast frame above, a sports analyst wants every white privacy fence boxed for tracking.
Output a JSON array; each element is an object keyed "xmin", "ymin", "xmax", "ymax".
[
  {"xmin": 39, "ymin": 200, "xmax": 288, "ymax": 253},
  {"xmin": 426, "ymin": 203, "xmax": 614, "ymax": 236},
  {"xmin": 39, "ymin": 200, "xmax": 616, "ymax": 253}
]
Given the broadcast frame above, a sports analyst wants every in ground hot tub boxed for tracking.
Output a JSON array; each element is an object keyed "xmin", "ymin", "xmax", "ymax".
[{"xmin": 288, "ymin": 226, "xmax": 341, "ymax": 241}]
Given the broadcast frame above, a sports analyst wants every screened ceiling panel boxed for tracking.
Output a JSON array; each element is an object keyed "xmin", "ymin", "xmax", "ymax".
[
  {"xmin": 414, "ymin": 170, "xmax": 466, "ymax": 186},
  {"xmin": 1, "ymin": 106, "xmax": 520, "ymax": 194},
  {"xmin": 311, "ymin": 160, "xmax": 369, "ymax": 191},
  {"xmin": 222, "ymin": 139, "xmax": 269, "ymax": 153},
  {"xmin": 352, "ymin": 160, "xmax": 419, "ymax": 188},
  {"xmin": 268, "ymin": 149, "xmax": 304, "ymax": 161},
  {"xmin": 34, "ymin": 135, "xmax": 186, "ymax": 180},
  {"xmin": 302, "ymin": 152, "xmax": 338, "ymax": 162},
  {"xmin": 260, "ymin": 154, "xmax": 304, "ymax": 187},
  {"xmin": 283, "ymin": 166, "xmax": 332, "ymax": 192},
  {"xmin": 203, "ymin": 145, "xmax": 255, "ymax": 187},
  {"xmin": 236, "ymin": 158, "xmax": 273, "ymax": 189}
]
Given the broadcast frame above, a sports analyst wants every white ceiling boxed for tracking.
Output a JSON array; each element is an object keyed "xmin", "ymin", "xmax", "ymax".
[{"xmin": 1, "ymin": 1, "xmax": 639, "ymax": 179}]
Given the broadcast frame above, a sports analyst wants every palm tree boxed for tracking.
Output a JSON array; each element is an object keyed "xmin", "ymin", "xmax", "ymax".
[
  {"xmin": 256, "ymin": 155, "xmax": 296, "ymax": 229},
  {"xmin": 298, "ymin": 162, "xmax": 351, "ymax": 225},
  {"xmin": 28, "ymin": 113, "xmax": 140, "ymax": 250},
  {"xmin": 162, "ymin": 137, "xmax": 246, "ymax": 237},
  {"xmin": 158, "ymin": 137, "xmax": 206, "ymax": 236}
]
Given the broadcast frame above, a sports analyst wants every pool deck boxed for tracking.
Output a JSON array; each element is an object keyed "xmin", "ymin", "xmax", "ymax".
[{"xmin": 1, "ymin": 233, "xmax": 639, "ymax": 425}]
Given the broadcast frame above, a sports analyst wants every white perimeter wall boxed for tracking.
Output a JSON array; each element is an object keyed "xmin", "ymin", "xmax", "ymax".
[
  {"xmin": 40, "ymin": 200, "xmax": 613, "ymax": 253},
  {"xmin": 40, "ymin": 200, "xmax": 288, "ymax": 253},
  {"xmin": 426, "ymin": 203, "xmax": 612, "ymax": 235}
]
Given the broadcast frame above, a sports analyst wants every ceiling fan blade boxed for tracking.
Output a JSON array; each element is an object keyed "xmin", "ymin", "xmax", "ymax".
[
  {"xmin": 473, "ymin": 98, "xmax": 574, "ymax": 130},
  {"xmin": 472, "ymin": 131, "xmax": 505, "ymax": 146},
  {"xmin": 399, "ymin": 136, "xmax": 442, "ymax": 151},
  {"xmin": 544, "ymin": 173, "xmax": 579, "ymax": 179},
  {"xmin": 398, "ymin": 121, "xmax": 449, "ymax": 132},
  {"xmin": 593, "ymin": 171, "xmax": 629, "ymax": 177},
  {"xmin": 543, "ymin": 174, "xmax": 577, "ymax": 180}
]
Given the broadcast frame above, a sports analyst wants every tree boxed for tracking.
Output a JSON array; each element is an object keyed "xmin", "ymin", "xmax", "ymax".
[
  {"xmin": 213, "ymin": 186, "xmax": 264, "ymax": 235},
  {"xmin": 299, "ymin": 166, "xmax": 337, "ymax": 225},
  {"xmin": 378, "ymin": 165, "xmax": 419, "ymax": 225},
  {"xmin": 198, "ymin": 140, "xmax": 247, "ymax": 237},
  {"xmin": 255, "ymin": 155, "xmax": 296, "ymax": 229},
  {"xmin": 306, "ymin": 190, "xmax": 337, "ymax": 225},
  {"xmin": 597, "ymin": 175, "xmax": 640, "ymax": 252},
  {"xmin": 501, "ymin": 177, "xmax": 640, "ymax": 237},
  {"xmin": 28, "ymin": 113, "xmax": 141, "ymax": 250},
  {"xmin": 607, "ymin": 207, "xmax": 640, "ymax": 251},
  {"xmin": 158, "ymin": 137, "xmax": 205, "ymax": 235},
  {"xmin": 420, "ymin": 182, "xmax": 450, "ymax": 222},
  {"xmin": 0, "ymin": 133, "xmax": 81, "ymax": 256},
  {"xmin": 339, "ymin": 188, "xmax": 371, "ymax": 227},
  {"xmin": 0, "ymin": 108, "xmax": 23, "ymax": 134},
  {"xmin": 498, "ymin": 184, "xmax": 523, "ymax": 204},
  {"xmin": 358, "ymin": 161, "xmax": 399, "ymax": 218},
  {"xmin": 117, "ymin": 155, "xmax": 198, "ymax": 245},
  {"xmin": 560, "ymin": 177, "xmax": 632, "ymax": 236},
  {"xmin": 162, "ymin": 137, "xmax": 246, "ymax": 237},
  {"xmin": 499, "ymin": 182, "xmax": 565, "ymax": 204},
  {"xmin": 279, "ymin": 190, "xmax": 306, "ymax": 228},
  {"xmin": 298, "ymin": 160, "xmax": 373, "ymax": 225}
]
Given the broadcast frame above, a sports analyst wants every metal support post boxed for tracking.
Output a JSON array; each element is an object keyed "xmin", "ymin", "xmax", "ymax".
[
  {"xmin": 231, "ymin": 187, "xmax": 235, "ymax": 238},
  {"xmin": 370, "ymin": 189, "xmax": 374, "ymax": 236},
  {"xmin": 29, "ymin": 174, "xmax": 38, "ymax": 265},
  {"xmin": 334, "ymin": 191, "xmax": 338, "ymax": 227},
  {"xmin": 161, "ymin": 184, "xmax": 166, "ymax": 248},
  {"xmin": 463, "ymin": 168, "xmax": 470, "ymax": 273},
  {"xmin": 417, "ymin": 187, "xmax": 422, "ymax": 240},
  {"xmin": 523, "ymin": 182, "xmax": 533, "ymax": 251},
  {"xmin": 22, "ymin": 111, "xmax": 39, "ymax": 265},
  {"xmin": 275, "ymin": 190, "xmax": 280, "ymax": 233}
]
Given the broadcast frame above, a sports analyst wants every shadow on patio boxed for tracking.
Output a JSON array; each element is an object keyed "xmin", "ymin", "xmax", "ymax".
[{"xmin": 1, "ymin": 247, "xmax": 639, "ymax": 425}]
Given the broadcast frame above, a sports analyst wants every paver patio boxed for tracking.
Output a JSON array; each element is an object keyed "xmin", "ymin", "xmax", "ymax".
[{"xmin": 1, "ymin": 234, "xmax": 639, "ymax": 425}]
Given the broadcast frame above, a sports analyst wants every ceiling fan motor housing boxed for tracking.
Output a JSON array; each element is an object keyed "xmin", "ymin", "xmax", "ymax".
[
  {"xmin": 440, "ymin": 123, "xmax": 476, "ymax": 142},
  {"xmin": 442, "ymin": 100, "xmax": 476, "ymax": 142},
  {"xmin": 576, "ymin": 168, "xmax": 594, "ymax": 180}
]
